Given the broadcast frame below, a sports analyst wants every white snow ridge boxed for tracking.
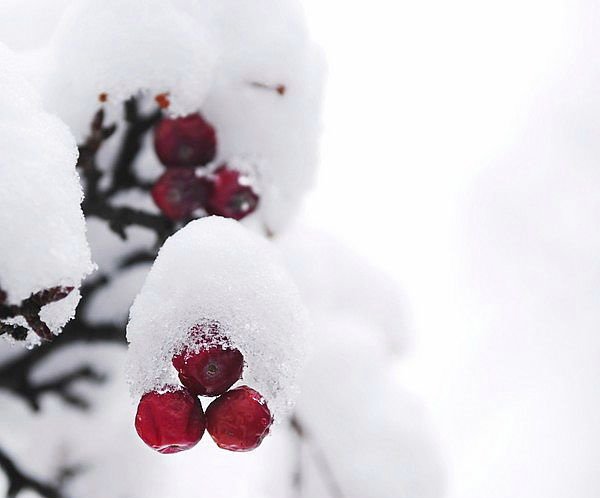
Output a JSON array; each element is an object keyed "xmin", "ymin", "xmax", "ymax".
[
  {"xmin": 126, "ymin": 216, "xmax": 308, "ymax": 419},
  {"xmin": 0, "ymin": 42, "xmax": 93, "ymax": 344}
]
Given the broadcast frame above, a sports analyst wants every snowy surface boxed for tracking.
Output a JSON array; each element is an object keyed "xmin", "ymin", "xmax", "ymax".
[
  {"xmin": 296, "ymin": 315, "xmax": 443, "ymax": 498},
  {"xmin": 0, "ymin": 344, "xmax": 298, "ymax": 498},
  {"xmin": 301, "ymin": 1, "xmax": 600, "ymax": 497},
  {"xmin": 278, "ymin": 226, "xmax": 410, "ymax": 355},
  {"xmin": 8, "ymin": 0, "xmax": 324, "ymax": 233},
  {"xmin": 0, "ymin": 42, "xmax": 93, "ymax": 340},
  {"xmin": 127, "ymin": 217, "xmax": 308, "ymax": 418}
]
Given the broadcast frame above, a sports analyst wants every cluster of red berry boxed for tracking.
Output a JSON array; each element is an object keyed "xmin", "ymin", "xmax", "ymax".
[
  {"xmin": 151, "ymin": 113, "xmax": 259, "ymax": 221},
  {"xmin": 134, "ymin": 326, "xmax": 273, "ymax": 454}
]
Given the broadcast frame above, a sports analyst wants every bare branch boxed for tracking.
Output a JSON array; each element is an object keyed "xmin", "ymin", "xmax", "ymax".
[
  {"xmin": 0, "ymin": 448, "xmax": 63, "ymax": 498},
  {"xmin": 290, "ymin": 415, "xmax": 346, "ymax": 498}
]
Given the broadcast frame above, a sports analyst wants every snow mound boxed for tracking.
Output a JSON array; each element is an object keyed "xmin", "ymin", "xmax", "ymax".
[
  {"xmin": 20, "ymin": 0, "xmax": 323, "ymax": 233},
  {"xmin": 126, "ymin": 216, "xmax": 308, "ymax": 418},
  {"xmin": 35, "ymin": 0, "xmax": 217, "ymax": 140},
  {"xmin": 278, "ymin": 226, "xmax": 410, "ymax": 354},
  {"xmin": 297, "ymin": 315, "xmax": 444, "ymax": 498},
  {"xmin": 0, "ymin": 43, "xmax": 93, "ymax": 342}
]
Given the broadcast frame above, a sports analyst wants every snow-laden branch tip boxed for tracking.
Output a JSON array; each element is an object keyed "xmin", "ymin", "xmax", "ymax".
[
  {"xmin": 127, "ymin": 216, "xmax": 308, "ymax": 419},
  {"xmin": 0, "ymin": 43, "xmax": 93, "ymax": 345},
  {"xmin": 18, "ymin": 0, "xmax": 324, "ymax": 234}
]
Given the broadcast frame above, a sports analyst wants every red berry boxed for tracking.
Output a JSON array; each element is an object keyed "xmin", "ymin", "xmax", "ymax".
[
  {"xmin": 206, "ymin": 386, "xmax": 273, "ymax": 452},
  {"xmin": 135, "ymin": 388, "xmax": 206, "ymax": 454},
  {"xmin": 154, "ymin": 113, "xmax": 217, "ymax": 167},
  {"xmin": 151, "ymin": 168, "xmax": 211, "ymax": 220},
  {"xmin": 206, "ymin": 166, "xmax": 259, "ymax": 220},
  {"xmin": 173, "ymin": 345, "xmax": 244, "ymax": 397}
]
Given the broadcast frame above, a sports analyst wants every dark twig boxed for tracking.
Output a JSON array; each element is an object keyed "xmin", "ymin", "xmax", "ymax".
[
  {"xmin": 250, "ymin": 81, "xmax": 287, "ymax": 96},
  {"xmin": 0, "ymin": 448, "xmax": 63, "ymax": 498},
  {"xmin": 0, "ymin": 323, "xmax": 28, "ymax": 341},
  {"xmin": 77, "ymin": 108, "xmax": 117, "ymax": 203},
  {"xmin": 118, "ymin": 250, "xmax": 157, "ymax": 270},
  {"xmin": 79, "ymin": 102, "xmax": 174, "ymax": 244},
  {"xmin": 0, "ymin": 97, "xmax": 166, "ymax": 498},
  {"xmin": 107, "ymin": 98, "xmax": 161, "ymax": 196},
  {"xmin": 0, "ymin": 317, "xmax": 124, "ymax": 411},
  {"xmin": 290, "ymin": 415, "xmax": 346, "ymax": 498},
  {"xmin": 84, "ymin": 201, "xmax": 174, "ymax": 243},
  {"xmin": 0, "ymin": 286, "xmax": 75, "ymax": 342},
  {"xmin": 31, "ymin": 366, "xmax": 106, "ymax": 411}
]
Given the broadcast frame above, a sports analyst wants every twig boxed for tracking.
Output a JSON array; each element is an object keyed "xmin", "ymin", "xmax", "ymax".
[
  {"xmin": 250, "ymin": 81, "xmax": 287, "ymax": 96},
  {"xmin": 0, "ymin": 287, "xmax": 75, "ymax": 342},
  {"xmin": 0, "ymin": 447, "xmax": 63, "ymax": 498},
  {"xmin": 290, "ymin": 415, "xmax": 346, "ymax": 498},
  {"xmin": 83, "ymin": 201, "xmax": 174, "ymax": 243},
  {"xmin": 0, "ymin": 318, "xmax": 125, "ymax": 411},
  {"xmin": 79, "ymin": 102, "xmax": 174, "ymax": 244},
  {"xmin": 106, "ymin": 98, "xmax": 161, "ymax": 196},
  {"xmin": 118, "ymin": 250, "xmax": 157, "ymax": 269},
  {"xmin": 77, "ymin": 108, "xmax": 117, "ymax": 204}
]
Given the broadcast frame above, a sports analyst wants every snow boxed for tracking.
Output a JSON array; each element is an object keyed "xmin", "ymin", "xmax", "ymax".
[
  {"xmin": 278, "ymin": 226, "xmax": 410, "ymax": 355},
  {"xmin": 0, "ymin": 42, "xmax": 93, "ymax": 341},
  {"xmin": 16, "ymin": 0, "xmax": 324, "ymax": 233},
  {"xmin": 32, "ymin": 0, "xmax": 217, "ymax": 139},
  {"xmin": 84, "ymin": 263, "xmax": 151, "ymax": 326},
  {"xmin": 297, "ymin": 315, "xmax": 444, "ymax": 498},
  {"xmin": 127, "ymin": 217, "xmax": 308, "ymax": 418},
  {"xmin": 0, "ymin": 343, "xmax": 298, "ymax": 498}
]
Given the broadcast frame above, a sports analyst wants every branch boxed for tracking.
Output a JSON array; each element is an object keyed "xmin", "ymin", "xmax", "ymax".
[
  {"xmin": 78, "ymin": 102, "xmax": 175, "ymax": 245},
  {"xmin": 0, "ymin": 447, "xmax": 63, "ymax": 498},
  {"xmin": 290, "ymin": 415, "xmax": 346, "ymax": 498},
  {"xmin": 0, "ymin": 318, "xmax": 125, "ymax": 411},
  {"xmin": 118, "ymin": 250, "xmax": 157, "ymax": 269},
  {"xmin": 77, "ymin": 108, "xmax": 117, "ymax": 203},
  {"xmin": 0, "ymin": 286, "xmax": 75, "ymax": 342},
  {"xmin": 106, "ymin": 98, "xmax": 161, "ymax": 196},
  {"xmin": 84, "ymin": 201, "xmax": 174, "ymax": 244}
]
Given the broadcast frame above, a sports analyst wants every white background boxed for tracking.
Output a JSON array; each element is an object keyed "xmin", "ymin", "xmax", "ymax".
[{"xmin": 300, "ymin": 1, "xmax": 600, "ymax": 497}]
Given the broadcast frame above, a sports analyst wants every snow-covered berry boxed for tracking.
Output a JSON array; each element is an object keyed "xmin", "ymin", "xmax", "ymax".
[
  {"xmin": 134, "ymin": 388, "xmax": 206, "ymax": 454},
  {"xmin": 151, "ymin": 168, "xmax": 211, "ymax": 221},
  {"xmin": 153, "ymin": 113, "xmax": 217, "ymax": 168},
  {"xmin": 173, "ymin": 344, "xmax": 244, "ymax": 397},
  {"xmin": 206, "ymin": 386, "xmax": 273, "ymax": 452},
  {"xmin": 206, "ymin": 166, "xmax": 259, "ymax": 220}
]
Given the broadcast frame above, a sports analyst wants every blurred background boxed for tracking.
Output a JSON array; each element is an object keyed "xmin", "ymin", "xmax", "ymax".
[
  {"xmin": 1, "ymin": 0, "xmax": 600, "ymax": 497},
  {"xmin": 300, "ymin": 0, "xmax": 600, "ymax": 497}
]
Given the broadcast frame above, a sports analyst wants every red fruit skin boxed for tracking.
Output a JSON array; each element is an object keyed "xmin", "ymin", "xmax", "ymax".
[
  {"xmin": 135, "ymin": 388, "xmax": 206, "ymax": 454},
  {"xmin": 206, "ymin": 166, "xmax": 259, "ymax": 221},
  {"xmin": 206, "ymin": 386, "xmax": 273, "ymax": 452},
  {"xmin": 151, "ymin": 168, "xmax": 212, "ymax": 220},
  {"xmin": 173, "ymin": 346, "xmax": 244, "ymax": 397},
  {"xmin": 154, "ymin": 113, "xmax": 217, "ymax": 167}
]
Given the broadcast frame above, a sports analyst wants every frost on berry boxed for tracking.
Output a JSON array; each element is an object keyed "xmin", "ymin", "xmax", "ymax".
[
  {"xmin": 206, "ymin": 386, "xmax": 273, "ymax": 452},
  {"xmin": 135, "ymin": 387, "xmax": 206, "ymax": 454},
  {"xmin": 126, "ymin": 217, "xmax": 308, "ymax": 420},
  {"xmin": 172, "ymin": 325, "xmax": 244, "ymax": 396},
  {"xmin": 207, "ymin": 166, "xmax": 259, "ymax": 221},
  {"xmin": 154, "ymin": 113, "xmax": 217, "ymax": 167},
  {"xmin": 151, "ymin": 168, "xmax": 212, "ymax": 221}
]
